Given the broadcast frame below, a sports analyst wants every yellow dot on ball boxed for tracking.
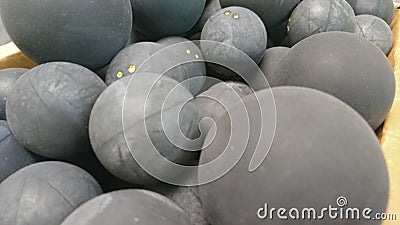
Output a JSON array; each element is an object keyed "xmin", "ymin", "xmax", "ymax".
[
  {"xmin": 128, "ymin": 65, "xmax": 136, "ymax": 74},
  {"xmin": 117, "ymin": 71, "xmax": 124, "ymax": 78},
  {"xmin": 233, "ymin": 14, "xmax": 240, "ymax": 19},
  {"xmin": 186, "ymin": 49, "xmax": 191, "ymax": 54},
  {"xmin": 288, "ymin": 18, "xmax": 292, "ymax": 22},
  {"xmin": 195, "ymin": 54, "xmax": 199, "ymax": 59},
  {"xmin": 224, "ymin": 11, "xmax": 231, "ymax": 15}
]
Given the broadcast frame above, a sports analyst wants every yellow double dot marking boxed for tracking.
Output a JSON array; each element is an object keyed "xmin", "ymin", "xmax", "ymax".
[
  {"xmin": 116, "ymin": 65, "xmax": 137, "ymax": 79},
  {"xmin": 186, "ymin": 49, "xmax": 200, "ymax": 59},
  {"xmin": 224, "ymin": 11, "xmax": 239, "ymax": 19}
]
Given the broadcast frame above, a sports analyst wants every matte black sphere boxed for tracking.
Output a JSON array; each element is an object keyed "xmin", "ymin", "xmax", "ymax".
[
  {"xmin": 105, "ymin": 42, "xmax": 163, "ymax": 85},
  {"xmin": 288, "ymin": 0, "xmax": 356, "ymax": 44},
  {"xmin": 0, "ymin": 120, "xmax": 40, "ymax": 182},
  {"xmin": 201, "ymin": 6, "xmax": 267, "ymax": 64},
  {"xmin": 220, "ymin": 0, "xmax": 301, "ymax": 28},
  {"xmin": 89, "ymin": 74, "xmax": 200, "ymax": 185},
  {"xmin": 354, "ymin": 15, "xmax": 393, "ymax": 55},
  {"xmin": 355, "ymin": 0, "xmax": 394, "ymax": 24},
  {"xmin": 158, "ymin": 36, "xmax": 207, "ymax": 95},
  {"xmin": 0, "ymin": 161, "xmax": 102, "ymax": 225},
  {"xmin": 106, "ymin": 41, "xmax": 201, "ymax": 94},
  {"xmin": 275, "ymin": 32, "xmax": 395, "ymax": 129},
  {"xmin": 259, "ymin": 47, "xmax": 290, "ymax": 87},
  {"xmin": 0, "ymin": 68, "xmax": 27, "ymax": 120},
  {"xmin": 61, "ymin": 189, "xmax": 191, "ymax": 225},
  {"xmin": 6, "ymin": 62, "xmax": 107, "ymax": 160},
  {"xmin": 0, "ymin": 0, "xmax": 132, "ymax": 70},
  {"xmin": 130, "ymin": 0, "xmax": 206, "ymax": 39},
  {"xmin": 199, "ymin": 87, "xmax": 389, "ymax": 225}
]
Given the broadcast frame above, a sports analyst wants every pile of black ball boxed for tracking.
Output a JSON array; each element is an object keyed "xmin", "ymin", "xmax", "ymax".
[{"xmin": 0, "ymin": 0, "xmax": 396, "ymax": 225}]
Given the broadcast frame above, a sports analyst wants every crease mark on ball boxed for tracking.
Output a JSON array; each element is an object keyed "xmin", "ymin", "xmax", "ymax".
[
  {"xmin": 31, "ymin": 175, "xmax": 76, "ymax": 208},
  {"xmin": 28, "ymin": 78, "xmax": 50, "ymax": 112}
]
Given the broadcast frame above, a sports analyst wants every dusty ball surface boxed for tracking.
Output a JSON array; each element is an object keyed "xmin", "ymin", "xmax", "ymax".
[
  {"xmin": 201, "ymin": 6, "xmax": 267, "ymax": 64},
  {"xmin": 6, "ymin": 62, "xmax": 106, "ymax": 160},
  {"xmin": 0, "ymin": 161, "xmax": 102, "ymax": 225},
  {"xmin": 355, "ymin": 0, "xmax": 394, "ymax": 24},
  {"xmin": 288, "ymin": 0, "xmax": 356, "ymax": 44},
  {"xmin": 354, "ymin": 14, "xmax": 393, "ymax": 55}
]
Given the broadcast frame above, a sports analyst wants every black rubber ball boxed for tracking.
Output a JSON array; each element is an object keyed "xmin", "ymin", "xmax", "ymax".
[
  {"xmin": 259, "ymin": 47, "xmax": 290, "ymax": 87},
  {"xmin": 130, "ymin": 0, "xmax": 206, "ymax": 39},
  {"xmin": 6, "ymin": 62, "xmax": 107, "ymax": 160},
  {"xmin": 0, "ymin": 0, "xmax": 132, "ymax": 70},
  {"xmin": 0, "ymin": 68, "xmax": 27, "ymax": 120},
  {"xmin": 89, "ymin": 74, "xmax": 200, "ymax": 185},
  {"xmin": 275, "ymin": 32, "xmax": 395, "ymax": 129},
  {"xmin": 354, "ymin": 15, "xmax": 393, "ymax": 55},
  {"xmin": 106, "ymin": 42, "xmax": 163, "ymax": 85},
  {"xmin": 106, "ymin": 41, "xmax": 201, "ymax": 95},
  {"xmin": 0, "ymin": 161, "xmax": 102, "ymax": 225},
  {"xmin": 201, "ymin": 6, "xmax": 267, "ymax": 64},
  {"xmin": 288, "ymin": 0, "xmax": 356, "ymax": 44},
  {"xmin": 355, "ymin": 0, "xmax": 394, "ymax": 24},
  {"xmin": 220, "ymin": 0, "xmax": 300, "ymax": 28},
  {"xmin": 158, "ymin": 36, "xmax": 207, "ymax": 95},
  {"xmin": 0, "ymin": 120, "xmax": 40, "ymax": 182},
  {"xmin": 61, "ymin": 189, "xmax": 191, "ymax": 225},
  {"xmin": 199, "ymin": 87, "xmax": 389, "ymax": 225}
]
